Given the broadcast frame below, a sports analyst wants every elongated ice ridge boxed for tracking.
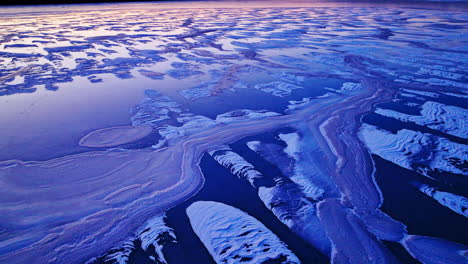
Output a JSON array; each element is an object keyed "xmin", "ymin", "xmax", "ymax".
[
  {"xmin": 375, "ymin": 101, "xmax": 467, "ymax": 139},
  {"xmin": 103, "ymin": 241, "xmax": 134, "ymax": 264},
  {"xmin": 258, "ymin": 183, "xmax": 331, "ymax": 254},
  {"xmin": 443, "ymin": 92, "xmax": 468, "ymax": 99},
  {"xmin": 209, "ymin": 146, "xmax": 264, "ymax": 188},
  {"xmin": 186, "ymin": 201, "xmax": 300, "ymax": 264},
  {"xmin": 401, "ymin": 89, "xmax": 439, "ymax": 98},
  {"xmin": 247, "ymin": 140, "xmax": 326, "ymax": 201},
  {"xmin": 412, "ymin": 182, "xmax": 468, "ymax": 218},
  {"xmin": 416, "ymin": 67, "xmax": 464, "ymax": 80},
  {"xmin": 139, "ymin": 213, "xmax": 176, "ymax": 264},
  {"xmin": 359, "ymin": 124, "xmax": 467, "ymax": 177},
  {"xmin": 216, "ymin": 109, "xmax": 281, "ymax": 124},
  {"xmin": 210, "ymin": 143, "xmax": 331, "ymax": 254},
  {"xmin": 276, "ymin": 133, "xmax": 326, "ymax": 200}
]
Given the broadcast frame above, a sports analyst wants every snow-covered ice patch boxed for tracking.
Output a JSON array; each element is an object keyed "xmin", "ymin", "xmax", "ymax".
[
  {"xmin": 278, "ymin": 133, "xmax": 301, "ymax": 160},
  {"xmin": 216, "ymin": 109, "xmax": 280, "ymax": 123},
  {"xmin": 359, "ymin": 124, "xmax": 467, "ymax": 177},
  {"xmin": 186, "ymin": 201, "xmax": 300, "ymax": 264},
  {"xmin": 209, "ymin": 146, "xmax": 264, "ymax": 188},
  {"xmin": 375, "ymin": 101, "xmax": 467, "ymax": 139},
  {"xmin": 101, "ymin": 213, "xmax": 175, "ymax": 264},
  {"xmin": 254, "ymin": 81, "xmax": 303, "ymax": 97}
]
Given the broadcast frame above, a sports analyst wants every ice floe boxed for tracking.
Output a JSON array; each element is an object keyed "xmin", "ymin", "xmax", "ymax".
[
  {"xmin": 131, "ymin": 90, "xmax": 283, "ymax": 148},
  {"xmin": 375, "ymin": 101, "xmax": 468, "ymax": 139},
  {"xmin": 359, "ymin": 124, "xmax": 468, "ymax": 177},
  {"xmin": 209, "ymin": 146, "xmax": 265, "ymax": 188},
  {"xmin": 138, "ymin": 214, "xmax": 176, "ymax": 264},
  {"xmin": 443, "ymin": 92, "xmax": 468, "ymax": 99},
  {"xmin": 186, "ymin": 201, "xmax": 300, "ymax": 264}
]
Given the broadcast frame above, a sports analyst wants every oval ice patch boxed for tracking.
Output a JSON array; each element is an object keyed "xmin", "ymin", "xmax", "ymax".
[{"xmin": 79, "ymin": 125, "xmax": 153, "ymax": 147}]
